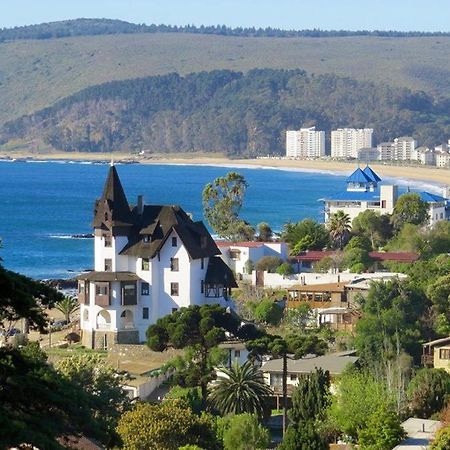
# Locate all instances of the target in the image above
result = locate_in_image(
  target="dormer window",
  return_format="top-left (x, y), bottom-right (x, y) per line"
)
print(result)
top-left (143, 235), bottom-right (150, 243)
top-left (142, 258), bottom-right (150, 271)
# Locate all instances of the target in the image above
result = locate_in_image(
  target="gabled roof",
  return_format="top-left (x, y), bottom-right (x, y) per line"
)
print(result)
top-left (363, 165), bottom-right (381, 182)
top-left (119, 204), bottom-right (220, 260)
top-left (205, 256), bottom-right (238, 287)
top-left (93, 166), bottom-right (221, 261)
top-left (346, 167), bottom-right (373, 184)
top-left (261, 350), bottom-right (358, 376)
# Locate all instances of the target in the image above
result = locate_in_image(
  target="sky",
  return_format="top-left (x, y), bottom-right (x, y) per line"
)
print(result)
top-left (1, 0), bottom-right (449, 32)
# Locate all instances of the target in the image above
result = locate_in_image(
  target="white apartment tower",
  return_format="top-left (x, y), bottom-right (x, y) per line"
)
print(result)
top-left (394, 137), bottom-right (416, 160)
top-left (377, 142), bottom-right (395, 161)
top-left (78, 165), bottom-right (237, 349)
top-left (331, 128), bottom-right (373, 159)
top-left (286, 126), bottom-right (325, 158)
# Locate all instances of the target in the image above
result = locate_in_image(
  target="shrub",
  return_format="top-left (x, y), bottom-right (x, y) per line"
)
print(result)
top-left (254, 299), bottom-right (283, 325)
top-left (222, 413), bottom-right (270, 450)
top-left (255, 256), bottom-right (283, 273)
top-left (276, 262), bottom-right (294, 276)
top-left (350, 263), bottom-right (365, 274)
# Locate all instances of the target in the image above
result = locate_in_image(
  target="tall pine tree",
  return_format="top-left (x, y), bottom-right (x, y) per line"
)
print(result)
top-left (279, 369), bottom-right (330, 450)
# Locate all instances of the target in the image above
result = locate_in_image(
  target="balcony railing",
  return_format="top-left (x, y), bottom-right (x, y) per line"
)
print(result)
top-left (96, 323), bottom-right (112, 330)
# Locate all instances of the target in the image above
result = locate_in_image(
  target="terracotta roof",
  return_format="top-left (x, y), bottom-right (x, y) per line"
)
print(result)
top-left (368, 251), bottom-right (419, 262)
top-left (291, 250), bottom-right (336, 262)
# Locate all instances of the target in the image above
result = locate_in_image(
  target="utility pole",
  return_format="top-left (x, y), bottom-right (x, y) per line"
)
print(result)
top-left (282, 351), bottom-right (288, 435)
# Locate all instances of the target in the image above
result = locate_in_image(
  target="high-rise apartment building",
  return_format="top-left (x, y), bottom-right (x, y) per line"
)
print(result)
top-left (377, 142), bottom-right (395, 161)
top-left (331, 128), bottom-right (373, 158)
top-left (285, 126), bottom-right (325, 158)
top-left (394, 137), bottom-right (416, 160)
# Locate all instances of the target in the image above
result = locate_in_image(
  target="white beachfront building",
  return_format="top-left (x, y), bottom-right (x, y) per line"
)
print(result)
top-left (331, 128), bottom-right (373, 159)
top-left (78, 165), bottom-right (236, 349)
top-left (217, 241), bottom-right (288, 278)
top-left (286, 126), bottom-right (325, 159)
top-left (323, 166), bottom-right (398, 223)
top-left (323, 165), bottom-right (449, 226)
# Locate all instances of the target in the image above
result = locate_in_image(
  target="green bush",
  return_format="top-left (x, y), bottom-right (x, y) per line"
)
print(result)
top-left (255, 256), bottom-right (283, 273)
top-left (254, 299), bottom-right (283, 325)
top-left (276, 262), bottom-right (294, 276)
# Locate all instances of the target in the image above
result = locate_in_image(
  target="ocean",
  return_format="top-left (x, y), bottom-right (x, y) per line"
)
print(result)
top-left (0, 160), bottom-right (435, 279)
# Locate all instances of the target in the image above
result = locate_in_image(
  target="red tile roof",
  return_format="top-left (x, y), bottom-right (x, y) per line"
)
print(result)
top-left (368, 251), bottom-right (419, 263)
top-left (291, 250), bottom-right (336, 262)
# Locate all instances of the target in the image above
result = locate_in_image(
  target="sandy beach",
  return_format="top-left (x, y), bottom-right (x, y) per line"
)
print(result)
top-left (2, 150), bottom-right (449, 187)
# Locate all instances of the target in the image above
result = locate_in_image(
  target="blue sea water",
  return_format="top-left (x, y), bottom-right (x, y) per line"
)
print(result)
top-left (0, 160), bottom-right (429, 279)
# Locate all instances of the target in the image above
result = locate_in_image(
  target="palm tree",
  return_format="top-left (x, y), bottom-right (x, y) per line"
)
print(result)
top-left (54, 296), bottom-right (79, 324)
top-left (208, 360), bottom-right (272, 418)
top-left (328, 210), bottom-right (351, 249)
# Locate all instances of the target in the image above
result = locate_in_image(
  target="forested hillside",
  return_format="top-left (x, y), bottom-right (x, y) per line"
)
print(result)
top-left (1, 27), bottom-right (450, 126)
top-left (2, 18), bottom-right (449, 42)
top-left (3, 69), bottom-right (449, 156)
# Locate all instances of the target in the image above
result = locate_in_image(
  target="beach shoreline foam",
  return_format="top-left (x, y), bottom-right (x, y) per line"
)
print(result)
top-left (1, 151), bottom-right (449, 190)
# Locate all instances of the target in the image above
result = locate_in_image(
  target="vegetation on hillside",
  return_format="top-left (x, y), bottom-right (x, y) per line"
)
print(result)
top-left (3, 18), bottom-right (450, 43)
top-left (3, 68), bottom-right (450, 155)
top-left (2, 24), bottom-right (450, 125)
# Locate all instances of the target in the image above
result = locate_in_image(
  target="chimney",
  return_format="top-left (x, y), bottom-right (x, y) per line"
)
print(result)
top-left (137, 195), bottom-right (144, 215)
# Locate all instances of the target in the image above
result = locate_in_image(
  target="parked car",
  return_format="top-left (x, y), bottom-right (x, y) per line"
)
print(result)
top-left (0, 327), bottom-right (21, 337)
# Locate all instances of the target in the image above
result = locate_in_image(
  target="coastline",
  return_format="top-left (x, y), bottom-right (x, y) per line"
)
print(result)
top-left (1, 150), bottom-right (450, 188)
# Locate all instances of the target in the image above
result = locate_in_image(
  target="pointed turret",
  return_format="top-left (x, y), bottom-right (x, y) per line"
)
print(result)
top-left (346, 167), bottom-right (373, 192)
top-left (363, 165), bottom-right (382, 183)
top-left (93, 165), bottom-right (133, 230)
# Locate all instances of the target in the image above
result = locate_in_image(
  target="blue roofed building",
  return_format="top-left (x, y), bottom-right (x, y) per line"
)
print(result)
top-left (323, 165), bottom-right (450, 226)
top-left (323, 166), bottom-right (398, 224)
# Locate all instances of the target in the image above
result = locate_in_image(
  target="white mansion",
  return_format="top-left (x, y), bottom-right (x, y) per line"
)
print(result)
top-left (78, 165), bottom-right (236, 349)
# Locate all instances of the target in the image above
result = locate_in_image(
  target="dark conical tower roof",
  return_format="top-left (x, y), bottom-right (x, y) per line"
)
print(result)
top-left (93, 165), bottom-right (133, 228)
top-left (102, 165), bottom-right (129, 208)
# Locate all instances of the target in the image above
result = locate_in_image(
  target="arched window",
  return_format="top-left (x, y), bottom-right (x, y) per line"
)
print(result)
top-left (120, 309), bottom-right (135, 329)
top-left (96, 310), bottom-right (111, 330)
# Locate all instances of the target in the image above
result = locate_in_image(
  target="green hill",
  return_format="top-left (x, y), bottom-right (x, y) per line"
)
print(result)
top-left (3, 69), bottom-right (449, 156)
top-left (1, 27), bottom-right (450, 126)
